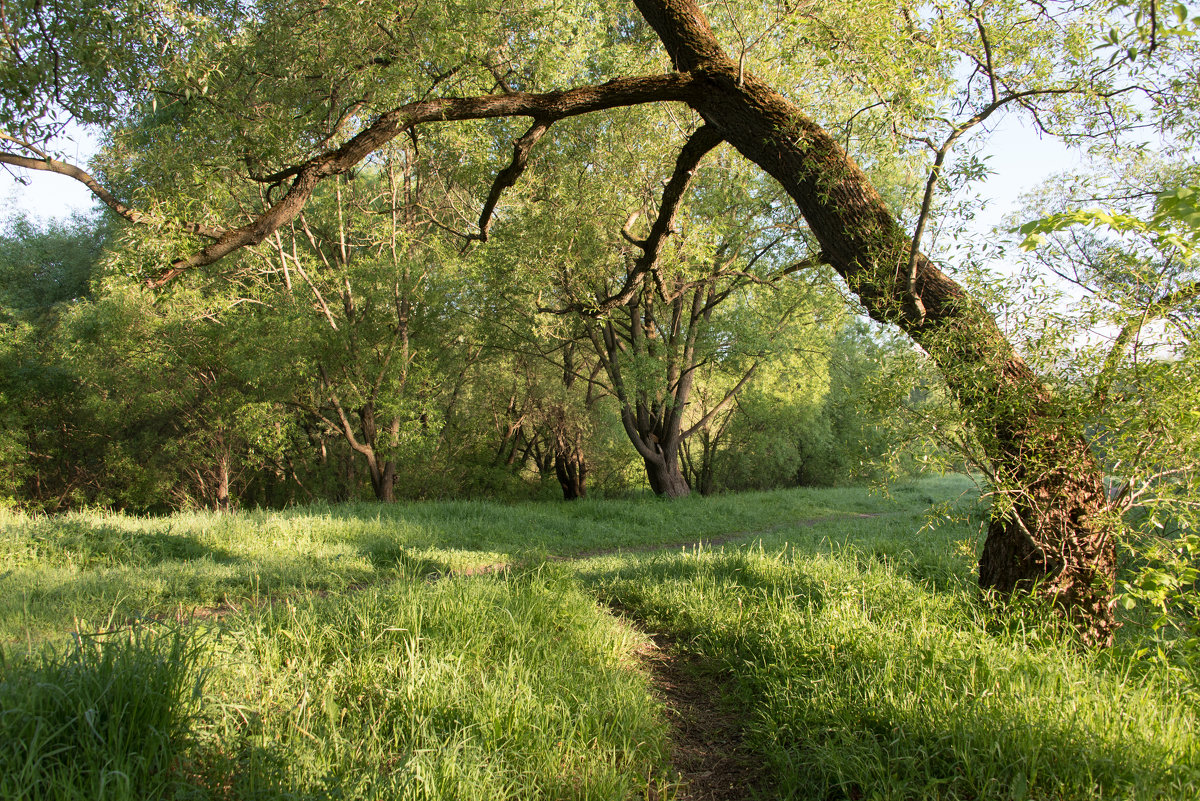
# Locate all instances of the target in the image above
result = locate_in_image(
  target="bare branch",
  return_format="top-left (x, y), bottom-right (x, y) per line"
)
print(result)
top-left (680, 361), bottom-right (759, 440)
top-left (973, 13), bottom-right (1000, 105)
top-left (469, 119), bottom-right (551, 244)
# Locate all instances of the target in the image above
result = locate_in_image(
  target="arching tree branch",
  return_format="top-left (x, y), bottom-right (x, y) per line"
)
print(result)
top-left (5, 73), bottom-right (702, 287)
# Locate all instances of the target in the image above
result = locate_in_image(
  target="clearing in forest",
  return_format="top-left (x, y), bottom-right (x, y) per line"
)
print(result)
top-left (1, 476), bottom-right (1197, 800)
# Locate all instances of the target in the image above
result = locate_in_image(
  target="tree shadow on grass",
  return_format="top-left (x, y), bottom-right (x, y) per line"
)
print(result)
top-left (1, 535), bottom-right (460, 644)
top-left (10, 517), bottom-right (239, 568)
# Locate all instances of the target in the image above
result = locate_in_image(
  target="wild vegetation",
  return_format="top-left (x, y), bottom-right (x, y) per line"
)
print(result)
top-left (1, 0), bottom-right (1199, 796)
top-left (2, 478), bottom-right (1198, 799)
top-left (2, 1), bottom-right (1196, 637)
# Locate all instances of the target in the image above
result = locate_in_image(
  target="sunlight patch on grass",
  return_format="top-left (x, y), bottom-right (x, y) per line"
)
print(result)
top-left (186, 567), bottom-right (668, 799)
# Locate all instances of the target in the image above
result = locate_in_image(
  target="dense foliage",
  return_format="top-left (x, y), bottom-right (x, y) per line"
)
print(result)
top-left (0, 208), bottom-right (936, 509)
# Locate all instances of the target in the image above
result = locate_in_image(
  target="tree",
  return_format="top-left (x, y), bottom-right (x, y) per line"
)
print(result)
top-left (1013, 157), bottom-right (1200, 660)
top-left (461, 340), bottom-right (608, 500)
top-left (258, 148), bottom-right (465, 503)
top-left (5, 0), bottom-right (1192, 640)
top-left (514, 124), bottom-right (828, 497)
top-left (0, 213), bottom-right (106, 505)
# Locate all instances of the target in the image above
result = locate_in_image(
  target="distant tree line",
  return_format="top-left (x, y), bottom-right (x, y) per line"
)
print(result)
top-left (0, 209), bottom-right (948, 513)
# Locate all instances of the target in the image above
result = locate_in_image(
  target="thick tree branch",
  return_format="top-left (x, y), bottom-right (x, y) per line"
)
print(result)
top-left (145, 73), bottom-right (700, 286)
top-left (3, 73), bottom-right (698, 288)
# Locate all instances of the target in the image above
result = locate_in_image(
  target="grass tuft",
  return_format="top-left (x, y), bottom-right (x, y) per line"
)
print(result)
top-left (183, 567), bottom-right (668, 799)
top-left (0, 624), bottom-right (204, 801)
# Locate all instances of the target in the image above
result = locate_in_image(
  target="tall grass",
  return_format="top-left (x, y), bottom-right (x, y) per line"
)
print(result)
top-left (583, 511), bottom-right (1200, 800)
top-left (0, 483), bottom-right (922, 644)
top-left (183, 566), bottom-right (668, 799)
top-left (0, 626), bottom-right (203, 800)
top-left (3, 477), bottom-right (1196, 799)
top-left (1, 570), bottom-right (669, 800)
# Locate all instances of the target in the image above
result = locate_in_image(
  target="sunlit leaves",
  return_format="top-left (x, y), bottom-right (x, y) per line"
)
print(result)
top-left (0, 1), bottom-right (238, 145)
top-left (1013, 157), bottom-right (1200, 666)
top-left (1019, 184), bottom-right (1200, 256)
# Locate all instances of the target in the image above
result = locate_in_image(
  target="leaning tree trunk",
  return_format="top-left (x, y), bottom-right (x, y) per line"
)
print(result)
top-left (975, 394), bottom-right (1115, 635)
top-left (633, 0), bottom-right (1115, 643)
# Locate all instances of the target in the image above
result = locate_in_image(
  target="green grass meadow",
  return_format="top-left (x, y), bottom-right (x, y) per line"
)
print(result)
top-left (1, 477), bottom-right (1197, 799)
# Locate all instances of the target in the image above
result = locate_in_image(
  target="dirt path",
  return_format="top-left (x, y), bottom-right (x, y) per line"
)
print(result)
top-left (592, 514), bottom-right (901, 799)
top-left (636, 629), bottom-right (767, 801)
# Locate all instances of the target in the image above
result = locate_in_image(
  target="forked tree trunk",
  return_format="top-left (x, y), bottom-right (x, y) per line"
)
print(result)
top-left (633, 0), bottom-right (1115, 642)
top-left (554, 449), bottom-right (587, 500)
top-left (325, 396), bottom-right (402, 503)
top-left (369, 458), bottom-right (396, 503)
top-left (644, 451), bottom-right (691, 498)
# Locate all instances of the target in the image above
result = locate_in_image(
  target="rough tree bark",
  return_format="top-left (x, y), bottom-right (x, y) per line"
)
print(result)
top-left (643, 450), bottom-right (692, 498)
top-left (632, 0), bottom-right (1115, 642)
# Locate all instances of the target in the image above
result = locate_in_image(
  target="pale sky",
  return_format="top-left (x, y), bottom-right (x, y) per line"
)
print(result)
top-left (0, 128), bottom-right (98, 222)
top-left (967, 115), bottom-right (1085, 232)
